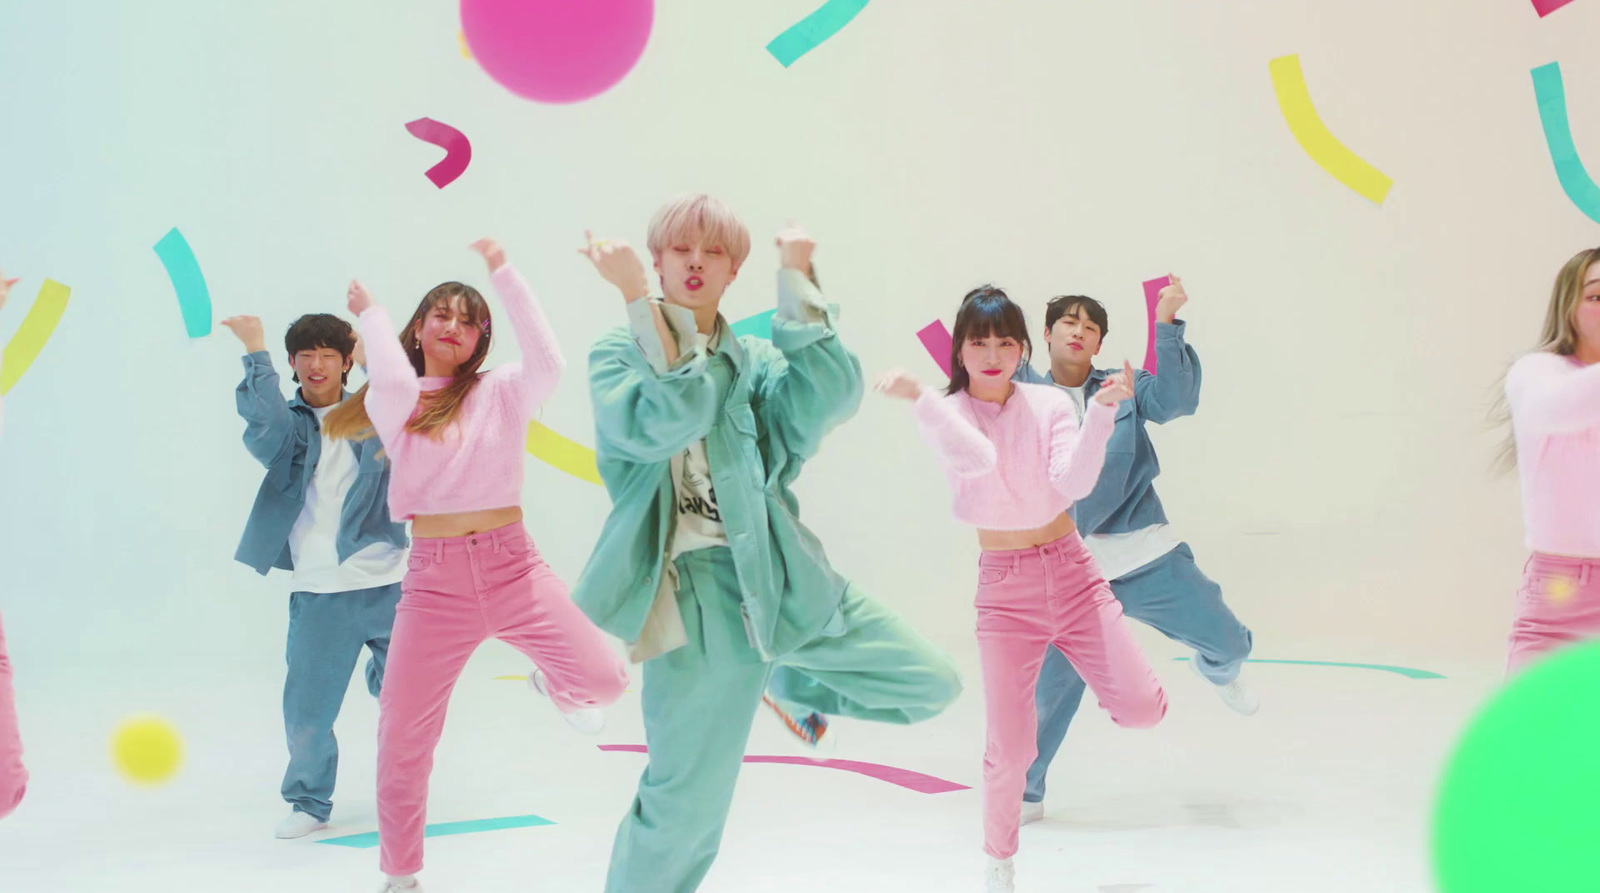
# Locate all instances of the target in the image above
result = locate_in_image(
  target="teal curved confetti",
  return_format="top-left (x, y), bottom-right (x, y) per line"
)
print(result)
top-left (729, 308), bottom-right (775, 340)
top-left (153, 227), bottom-right (213, 338)
top-left (1531, 62), bottom-right (1600, 225)
top-left (767, 0), bottom-right (870, 68)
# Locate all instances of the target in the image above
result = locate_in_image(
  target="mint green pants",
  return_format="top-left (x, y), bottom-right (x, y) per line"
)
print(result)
top-left (604, 547), bottom-right (962, 893)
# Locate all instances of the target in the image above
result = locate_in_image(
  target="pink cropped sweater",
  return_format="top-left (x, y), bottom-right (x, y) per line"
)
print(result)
top-left (1506, 351), bottom-right (1600, 557)
top-left (912, 381), bottom-right (1117, 531)
top-left (356, 264), bottom-right (564, 521)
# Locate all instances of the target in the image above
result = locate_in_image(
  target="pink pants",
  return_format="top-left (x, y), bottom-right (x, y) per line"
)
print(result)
top-left (0, 612), bottom-right (26, 819)
top-left (976, 532), bottom-right (1166, 859)
top-left (1507, 553), bottom-right (1600, 677)
top-left (376, 523), bottom-right (629, 876)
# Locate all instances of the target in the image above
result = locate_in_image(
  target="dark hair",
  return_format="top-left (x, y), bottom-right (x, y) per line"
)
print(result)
top-left (322, 282), bottom-right (495, 443)
top-left (946, 285), bottom-right (1033, 395)
top-left (1044, 294), bottom-right (1109, 338)
top-left (285, 313), bottom-right (356, 385)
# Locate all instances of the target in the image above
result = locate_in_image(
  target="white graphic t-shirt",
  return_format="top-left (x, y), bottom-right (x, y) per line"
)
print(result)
top-left (671, 331), bottom-right (730, 556)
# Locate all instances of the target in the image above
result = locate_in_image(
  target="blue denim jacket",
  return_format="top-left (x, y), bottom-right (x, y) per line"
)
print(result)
top-left (572, 270), bottom-right (862, 661)
top-left (1015, 320), bottom-right (1201, 535)
top-left (233, 352), bottom-right (408, 575)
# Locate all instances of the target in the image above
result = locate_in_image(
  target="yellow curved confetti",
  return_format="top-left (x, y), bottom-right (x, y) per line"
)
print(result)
top-left (1269, 54), bottom-right (1393, 205)
top-left (1, 279), bottom-right (70, 394)
top-left (525, 420), bottom-right (602, 485)
top-left (458, 30), bottom-right (471, 59)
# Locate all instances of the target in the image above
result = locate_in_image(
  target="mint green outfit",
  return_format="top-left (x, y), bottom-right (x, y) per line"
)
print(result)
top-left (574, 269), bottom-right (962, 893)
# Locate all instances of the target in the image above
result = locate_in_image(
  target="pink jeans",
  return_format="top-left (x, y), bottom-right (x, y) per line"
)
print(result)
top-left (1507, 553), bottom-right (1600, 677)
top-left (376, 523), bottom-right (629, 876)
top-left (0, 612), bottom-right (26, 819)
top-left (976, 532), bottom-right (1166, 859)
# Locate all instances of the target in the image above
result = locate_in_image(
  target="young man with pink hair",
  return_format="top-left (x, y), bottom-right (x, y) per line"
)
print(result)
top-left (574, 194), bottom-right (962, 893)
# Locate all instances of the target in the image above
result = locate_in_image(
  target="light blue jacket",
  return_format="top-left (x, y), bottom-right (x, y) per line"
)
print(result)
top-left (572, 270), bottom-right (862, 661)
top-left (1015, 320), bottom-right (1201, 535)
top-left (233, 352), bottom-right (408, 575)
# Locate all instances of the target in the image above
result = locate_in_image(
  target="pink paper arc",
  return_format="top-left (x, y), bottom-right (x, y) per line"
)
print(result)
top-left (1531, 0), bottom-right (1577, 17)
top-left (597, 744), bottom-right (970, 794)
top-left (1140, 276), bottom-right (1170, 376)
top-left (404, 117), bottom-right (473, 189)
top-left (916, 320), bottom-right (954, 378)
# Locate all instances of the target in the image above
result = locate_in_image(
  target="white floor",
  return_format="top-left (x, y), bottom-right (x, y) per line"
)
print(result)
top-left (0, 645), bottom-right (1497, 893)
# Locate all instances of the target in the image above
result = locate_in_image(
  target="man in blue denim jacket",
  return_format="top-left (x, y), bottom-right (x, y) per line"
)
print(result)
top-left (574, 196), bottom-right (961, 893)
top-left (1013, 279), bottom-right (1256, 823)
top-left (223, 312), bottom-right (408, 840)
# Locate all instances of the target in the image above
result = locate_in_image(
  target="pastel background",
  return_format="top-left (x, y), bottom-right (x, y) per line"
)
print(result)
top-left (1, 2), bottom-right (1596, 891)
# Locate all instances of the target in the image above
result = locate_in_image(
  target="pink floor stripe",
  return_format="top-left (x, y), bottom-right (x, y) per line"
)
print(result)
top-left (597, 744), bottom-right (970, 794)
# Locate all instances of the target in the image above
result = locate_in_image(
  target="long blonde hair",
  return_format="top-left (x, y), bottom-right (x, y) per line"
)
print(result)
top-left (322, 282), bottom-right (493, 442)
top-left (1490, 246), bottom-right (1600, 472)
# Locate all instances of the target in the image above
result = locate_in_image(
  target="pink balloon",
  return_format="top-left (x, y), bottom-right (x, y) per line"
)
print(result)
top-left (460, 0), bottom-right (654, 104)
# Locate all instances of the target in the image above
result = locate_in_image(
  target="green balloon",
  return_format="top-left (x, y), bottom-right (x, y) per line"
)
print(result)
top-left (1433, 642), bottom-right (1600, 892)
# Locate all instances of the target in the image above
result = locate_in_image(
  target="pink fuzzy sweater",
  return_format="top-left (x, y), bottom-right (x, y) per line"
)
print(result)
top-left (912, 382), bottom-right (1116, 531)
top-left (356, 264), bottom-right (564, 521)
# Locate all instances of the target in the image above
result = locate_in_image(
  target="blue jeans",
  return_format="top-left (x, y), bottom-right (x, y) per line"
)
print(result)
top-left (281, 583), bottom-right (401, 821)
top-left (1023, 543), bottom-right (1252, 803)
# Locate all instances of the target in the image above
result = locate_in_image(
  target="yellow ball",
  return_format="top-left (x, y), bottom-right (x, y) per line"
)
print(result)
top-left (1547, 577), bottom-right (1577, 605)
top-left (110, 715), bottom-right (183, 784)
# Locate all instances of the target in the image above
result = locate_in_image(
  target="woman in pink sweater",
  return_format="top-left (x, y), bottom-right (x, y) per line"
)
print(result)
top-left (0, 269), bottom-right (27, 820)
top-left (879, 286), bottom-right (1167, 893)
top-left (1499, 246), bottom-right (1600, 676)
top-left (327, 240), bottom-right (629, 893)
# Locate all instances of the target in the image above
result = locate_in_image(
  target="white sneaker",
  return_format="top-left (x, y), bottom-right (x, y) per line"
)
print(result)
top-left (985, 857), bottom-right (1016, 893)
top-left (1191, 655), bottom-right (1259, 716)
top-left (529, 668), bottom-right (606, 735)
top-left (1020, 800), bottom-right (1044, 826)
top-left (274, 809), bottom-right (328, 839)
top-left (378, 875), bottom-right (422, 893)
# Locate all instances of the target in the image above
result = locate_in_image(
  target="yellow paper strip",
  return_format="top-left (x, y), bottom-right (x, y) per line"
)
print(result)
top-left (525, 420), bottom-right (603, 486)
top-left (1269, 55), bottom-right (1393, 205)
top-left (1, 279), bottom-right (70, 394)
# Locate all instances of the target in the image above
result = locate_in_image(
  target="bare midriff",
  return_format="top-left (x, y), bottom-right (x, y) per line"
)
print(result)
top-left (410, 506), bottom-right (524, 539)
top-left (977, 510), bottom-right (1077, 552)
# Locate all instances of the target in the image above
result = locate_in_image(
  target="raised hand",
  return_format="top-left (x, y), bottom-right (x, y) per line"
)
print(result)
top-left (347, 280), bottom-right (374, 317)
top-left (220, 315), bottom-right (267, 353)
top-left (875, 369), bottom-right (926, 402)
top-left (1093, 360), bottom-right (1137, 406)
top-left (470, 238), bottom-right (507, 273)
top-left (775, 222), bottom-right (815, 275)
top-left (578, 230), bottom-right (650, 302)
top-left (1155, 274), bottom-right (1188, 324)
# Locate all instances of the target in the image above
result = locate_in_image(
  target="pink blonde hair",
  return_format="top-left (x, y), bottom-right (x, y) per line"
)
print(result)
top-left (646, 194), bottom-right (752, 270)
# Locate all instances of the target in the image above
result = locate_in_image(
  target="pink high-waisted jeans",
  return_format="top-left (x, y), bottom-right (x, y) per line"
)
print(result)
top-left (376, 522), bottom-right (628, 875)
top-left (975, 531), bottom-right (1166, 859)
top-left (0, 611), bottom-right (26, 819)
top-left (1507, 552), bottom-right (1600, 677)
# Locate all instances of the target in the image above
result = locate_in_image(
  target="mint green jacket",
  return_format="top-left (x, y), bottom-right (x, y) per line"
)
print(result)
top-left (572, 269), bottom-right (862, 661)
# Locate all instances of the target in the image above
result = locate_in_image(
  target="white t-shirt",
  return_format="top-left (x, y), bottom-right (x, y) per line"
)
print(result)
top-left (1060, 381), bottom-right (1087, 418)
top-left (1084, 522), bottom-right (1181, 582)
top-left (670, 333), bottom-right (731, 556)
top-left (1063, 383), bottom-right (1180, 580)
top-left (287, 404), bottom-right (409, 594)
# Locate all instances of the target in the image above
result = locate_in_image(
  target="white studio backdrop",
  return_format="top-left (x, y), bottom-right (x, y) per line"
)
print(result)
top-left (1, 0), bottom-right (1595, 690)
